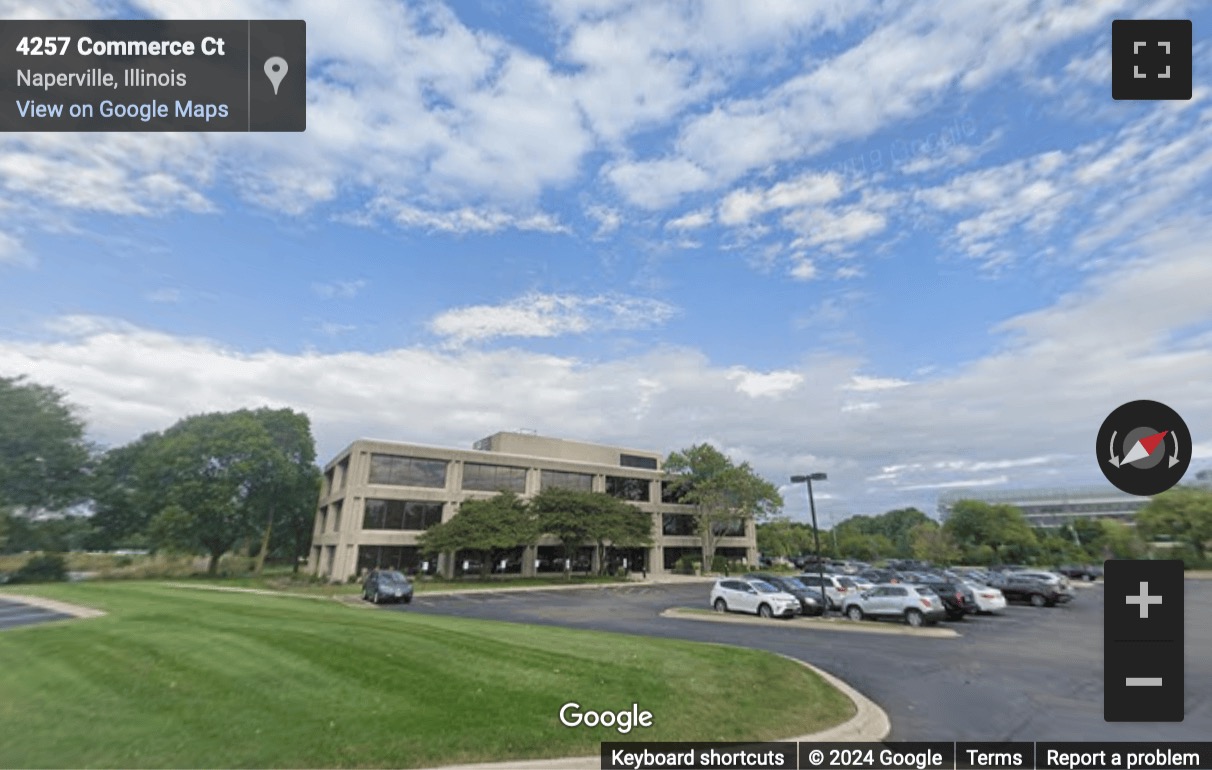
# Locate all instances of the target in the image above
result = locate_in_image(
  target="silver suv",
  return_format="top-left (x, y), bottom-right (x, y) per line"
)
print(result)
top-left (841, 583), bottom-right (946, 627)
top-left (797, 573), bottom-right (854, 610)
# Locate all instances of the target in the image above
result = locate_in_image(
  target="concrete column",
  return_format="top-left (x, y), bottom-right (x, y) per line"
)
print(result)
top-left (591, 547), bottom-right (601, 575)
top-left (647, 544), bottom-right (662, 575)
top-left (438, 551), bottom-right (455, 579)
top-left (522, 545), bottom-right (537, 577)
top-left (525, 467), bottom-right (540, 496)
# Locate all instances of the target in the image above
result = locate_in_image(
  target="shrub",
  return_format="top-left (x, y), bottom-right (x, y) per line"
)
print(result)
top-left (675, 555), bottom-right (698, 575)
top-left (11, 552), bottom-right (68, 584)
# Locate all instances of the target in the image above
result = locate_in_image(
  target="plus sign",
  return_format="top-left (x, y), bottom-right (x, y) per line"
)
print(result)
top-left (1126, 581), bottom-right (1163, 618)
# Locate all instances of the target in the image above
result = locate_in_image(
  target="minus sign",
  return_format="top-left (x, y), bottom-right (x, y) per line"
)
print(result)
top-left (1126, 677), bottom-right (1163, 686)
top-left (1112, 639), bottom-right (1176, 643)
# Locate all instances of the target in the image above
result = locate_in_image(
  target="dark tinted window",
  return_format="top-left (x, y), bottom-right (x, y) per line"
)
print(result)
top-left (539, 469), bottom-right (593, 492)
top-left (662, 513), bottom-right (696, 536)
top-left (620, 453), bottom-right (658, 470)
top-left (463, 463), bottom-right (527, 492)
top-left (362, 499), bottom-right (444, 530)
top-left (368, 454), bottom-right (447, 488)
top-left (606, 476), bottom-right (649, 501)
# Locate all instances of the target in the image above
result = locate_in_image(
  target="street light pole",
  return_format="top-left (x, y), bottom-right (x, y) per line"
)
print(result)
top-left (791, 473), bottom-right (828, 612)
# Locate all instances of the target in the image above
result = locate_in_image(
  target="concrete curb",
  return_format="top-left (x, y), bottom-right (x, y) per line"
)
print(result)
top-left (418, 657), bottom-right (889, 770)
top-left (0, 593), bottom-right (106, 620)
top-left (661, 607), bottom-right (960, 638)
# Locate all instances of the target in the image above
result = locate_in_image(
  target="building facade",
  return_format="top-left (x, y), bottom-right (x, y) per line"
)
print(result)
top-left (308, 431), bottom-right (758, 582)
top-left (937, 485), bottom-right (1150, 528)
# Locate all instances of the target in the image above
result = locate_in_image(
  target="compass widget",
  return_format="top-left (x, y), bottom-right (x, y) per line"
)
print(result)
top-left (1097, 400), bottom-right (1191, 496)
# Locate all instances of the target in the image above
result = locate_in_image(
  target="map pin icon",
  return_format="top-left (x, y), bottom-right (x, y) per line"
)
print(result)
top-left (264, 57), bottom-right (288, 95)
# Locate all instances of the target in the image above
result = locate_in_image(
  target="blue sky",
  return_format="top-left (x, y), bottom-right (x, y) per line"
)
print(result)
top-left (2, 0), bottom-right (1211, 524)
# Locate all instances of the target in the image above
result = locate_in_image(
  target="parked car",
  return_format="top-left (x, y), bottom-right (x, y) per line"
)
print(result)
top-left (1010, 570), bottom-right (1072, 591)
top-left (914, 579), bottom-right (974, 619)
top-left (963, 581), bottom-right (1007, 614)
top-left (797, 573), bottom-right (854, 610)
top-left (1056, 564), bottom-right (1103, 580)
top-left (362, 570), bottom-right (414, 604)
top-left (710, 578), bottom-right (800, 619)
top-left (742, 573), bottom-right (825, 616)
top-left (841, 584), bottom-right (946, 627)
top-left (1000, 575), bottom-right (1073, 607)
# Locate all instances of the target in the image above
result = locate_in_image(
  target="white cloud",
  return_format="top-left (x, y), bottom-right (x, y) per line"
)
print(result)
top-left (607, 0), bottom-right (1133, 207)
top-left (317, 322), bottom-right (356, 337)
top-left (898, 475), bottom-right (1010, 491)
top-left (428, 292), bottom-right (678, 346)
top-left (719, 172), bottom-right (843, 226)
top-left (312, 280), bottom-right (367, 300)
top-left (585, 205), bottom-right (622, 238)
top-left (788, 259), bottom-right (817, 282)
top-left (665, 209), bottom-right (713, 231)
top-left (844, 375), bottom-right (910, 392)
top-left (0, 230), bottom-right (31, 267)
top-left (369, 201), bottom-right (569, 235)
top-left (726, 368), bottom-right (803, 398)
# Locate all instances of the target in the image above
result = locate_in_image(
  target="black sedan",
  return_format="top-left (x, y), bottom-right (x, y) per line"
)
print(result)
top-left (362, 570), bottom-right (414, 604)
top-left (742, 573), bottom-right (825, 616)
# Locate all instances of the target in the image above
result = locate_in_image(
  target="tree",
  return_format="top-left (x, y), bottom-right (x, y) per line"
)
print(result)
top-left (664, 444), bottom-right (782, 571)
top-left (527, 488), bottom-right (652, 576)
top-left (142, 411), bottom-right (282, 574)
top-left (418, 492), bottom-right (538, 579)
top-left (243, 408), bottom-right (322, 574)
top-left (0, 376), bottom-right (92, 511)
top-left (834, 508), bottom-right (932, 558)
top-left (909, 522), bottom-right (960, 564)
top-left (757, 519), bottom-right (819, 558)
top-left (942, 500), bottom-right (1037, 562)
top-left (88, 433), bottom-right (161, 550)
top-left (835, 531), bottom-right (894, 561)
top-left (1135, 486), bottom-right (1212, 559)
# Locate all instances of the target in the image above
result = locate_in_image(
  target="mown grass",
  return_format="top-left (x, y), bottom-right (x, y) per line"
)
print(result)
top-left (0, 582), bottom-right (853, 768)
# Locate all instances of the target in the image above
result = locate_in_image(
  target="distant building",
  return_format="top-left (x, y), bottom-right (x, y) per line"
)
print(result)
top-left (308, 431), bottom-right (757, 582)
top-left (937, 485), bottom-right (1149, 528)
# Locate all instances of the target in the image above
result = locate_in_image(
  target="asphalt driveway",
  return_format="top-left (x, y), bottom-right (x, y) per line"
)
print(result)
top-left (0, 597), bottom-right (73, 630)
top-left (397, 581), bottom-right (1210, 741)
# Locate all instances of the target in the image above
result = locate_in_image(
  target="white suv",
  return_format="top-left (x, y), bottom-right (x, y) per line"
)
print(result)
top-left (710, 578), bottom-right (799, 619)
top-left (797, 573), bottom-right (853, 610)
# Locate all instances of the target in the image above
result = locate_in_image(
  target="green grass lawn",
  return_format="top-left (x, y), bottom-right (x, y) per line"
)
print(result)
top-left (165, 572), bottom-right (632, 598)
top-left (0, 582), bottom-right (853, 769)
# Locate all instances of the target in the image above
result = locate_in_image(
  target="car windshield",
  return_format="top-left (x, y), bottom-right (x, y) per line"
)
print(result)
top-left (751, 581), bottom-right (779, 593)
top-left (781, 577), bottom-right (806, 590)
top-left (837, 577), bottom-right (857, 587)
top-left (378, 571), bottom-right (408, 583)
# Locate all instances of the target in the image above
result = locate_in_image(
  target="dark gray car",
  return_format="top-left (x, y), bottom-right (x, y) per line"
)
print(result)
top-left (362, 570), bottom-right (414, 604)
top-left (743, 573), bottom-right (825, 616)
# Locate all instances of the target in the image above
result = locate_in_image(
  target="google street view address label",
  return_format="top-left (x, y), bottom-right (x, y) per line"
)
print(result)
top-left (0, 20), bottom-right (305, 131)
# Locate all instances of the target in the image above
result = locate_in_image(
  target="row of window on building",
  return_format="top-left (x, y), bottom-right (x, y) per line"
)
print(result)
top-left (317, 499), bottom-right (742, 537)
top-left (323, 452), bottom-right (689, 503)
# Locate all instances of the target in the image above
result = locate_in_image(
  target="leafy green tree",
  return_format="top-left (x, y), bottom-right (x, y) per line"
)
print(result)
top-left (834, 508), bottom-right (932, 558)
top-left (664, 443), bottom-right (781, 571)
top-left (835, 531), bottom-right (894, 561)
top-left (943, 500), bottom-right (1037, 563)
top-left (88, 433), bottom-right (161, 550)
top-left (418, 492), bottom-right (538, 579)
top-left (0, 376), bottom-right (92, 511)
top-left (244, 408), bottom-right (322, 574)
top-left (527, 489), bottom-right (652, 575)
top-left (910, 522), bottom-right (960, 564)
top-left (143, 411), bottom-right (282, 574)
top-left (1135, 486), bottom-right (1212, 559)
top-left (757, 519), bottom-right (819, 558)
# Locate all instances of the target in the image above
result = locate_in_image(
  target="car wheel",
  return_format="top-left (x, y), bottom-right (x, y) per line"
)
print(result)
top-left (846, 605), bottom-right (864, 621)
top-left (713, 598), bottom-right (727, 613)
top-left (905, 609), bottom-right (924, 627)
top-left (1030, 593), bottom-right (1046, 607)
top-left (362, 590), bottom-right (369, 602)
top-left (403, 596), bottom-right (412, 604)
top-left (758, 603), bottom-right (773, 619)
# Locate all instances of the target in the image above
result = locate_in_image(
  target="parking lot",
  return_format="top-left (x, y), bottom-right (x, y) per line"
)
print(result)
top-left (396, 580), bottom-right (1211, 741)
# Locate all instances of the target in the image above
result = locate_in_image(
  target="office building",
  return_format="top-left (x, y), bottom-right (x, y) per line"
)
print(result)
top-left (308, 431), bottom-right (757, 582)
top-left (937, 485), bottom-right (1149, 528)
